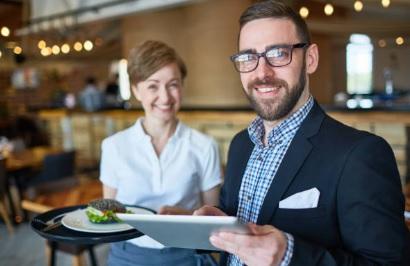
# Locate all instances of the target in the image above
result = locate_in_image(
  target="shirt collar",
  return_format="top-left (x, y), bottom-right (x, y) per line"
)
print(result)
top-left (132, 118), bottom-right (186, 141)
top-left (248, 96), bottom-right (314, 147)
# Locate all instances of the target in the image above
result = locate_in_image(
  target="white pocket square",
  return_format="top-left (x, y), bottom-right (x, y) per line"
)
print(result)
top-left (279, 188), bottom-right (320, 209)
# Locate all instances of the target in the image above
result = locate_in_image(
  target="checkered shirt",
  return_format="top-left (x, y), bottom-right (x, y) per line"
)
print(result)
top-left (228, 96), bottom-right (313, 266)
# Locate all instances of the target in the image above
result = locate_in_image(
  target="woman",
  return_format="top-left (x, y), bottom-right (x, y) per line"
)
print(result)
top-left (100, 40), bottom-right (222, 266)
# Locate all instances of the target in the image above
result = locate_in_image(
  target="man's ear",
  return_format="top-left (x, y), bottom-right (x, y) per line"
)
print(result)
top-left (306, 43), bottom-right (319, 74)
top-left (131, 85), bottom-right (141, 101)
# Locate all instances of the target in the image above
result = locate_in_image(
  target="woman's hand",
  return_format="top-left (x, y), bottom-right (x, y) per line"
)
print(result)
top-left (158, 205), bottom-right (192, 215)
top-left (193, 205), bottom-right (227, 216)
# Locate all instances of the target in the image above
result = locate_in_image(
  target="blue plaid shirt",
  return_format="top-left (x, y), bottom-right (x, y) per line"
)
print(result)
top-left (228, 96), bottom-right (313, 266)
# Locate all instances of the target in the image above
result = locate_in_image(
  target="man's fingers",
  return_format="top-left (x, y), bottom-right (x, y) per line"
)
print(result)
top-left (247, 223), bottom-right (275, 235)
top-left (210, 233), bottom-right (242, 255)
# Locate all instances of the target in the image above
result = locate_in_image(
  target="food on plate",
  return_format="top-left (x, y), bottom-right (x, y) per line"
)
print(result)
top-left (86, 199), bottom-right (132, 223)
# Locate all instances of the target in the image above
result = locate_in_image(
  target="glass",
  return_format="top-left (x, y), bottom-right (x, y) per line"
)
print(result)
top-left (230, 43), bottom-right (308, 73)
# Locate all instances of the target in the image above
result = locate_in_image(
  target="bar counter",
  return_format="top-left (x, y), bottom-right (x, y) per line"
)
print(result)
top-left (36, 107), bottom-right (410, 185)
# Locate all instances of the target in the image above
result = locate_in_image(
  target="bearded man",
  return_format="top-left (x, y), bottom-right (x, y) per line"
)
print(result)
top-left (195, 1), bottom-right (410, 266)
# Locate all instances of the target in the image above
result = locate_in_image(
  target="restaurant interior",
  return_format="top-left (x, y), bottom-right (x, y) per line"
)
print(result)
top-left (0, 0), bottom-right (410, 265)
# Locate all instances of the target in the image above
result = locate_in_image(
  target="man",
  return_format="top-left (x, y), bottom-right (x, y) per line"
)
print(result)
top-left (194, 1), bottom-right (410, 265)
top-left (79, 76), bottom-right (104, 112)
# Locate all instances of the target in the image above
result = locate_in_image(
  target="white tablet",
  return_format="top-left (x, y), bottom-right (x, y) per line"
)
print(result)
top-left (116, 213), bottom-right (249, 251)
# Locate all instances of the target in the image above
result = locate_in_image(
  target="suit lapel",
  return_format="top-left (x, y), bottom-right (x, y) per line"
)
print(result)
top-left (257, 102), bottom-right (325, 225)
top-left (230, 132), bottom-right (254, 215)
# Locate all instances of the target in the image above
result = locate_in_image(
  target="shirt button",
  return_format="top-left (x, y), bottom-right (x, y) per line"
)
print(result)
top-left (246, 195), bottom-right (251, 201)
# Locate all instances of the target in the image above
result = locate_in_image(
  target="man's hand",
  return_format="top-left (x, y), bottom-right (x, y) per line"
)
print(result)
top-left (158, 205), bottom-right (192, 215)
top-left (193, 205), bottom-right (227, 216)
top-left (210, 223), bottom-right (287, 266)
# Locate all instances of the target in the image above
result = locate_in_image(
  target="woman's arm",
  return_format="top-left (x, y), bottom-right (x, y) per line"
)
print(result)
top-left (159, 185), bottom-right (220, 215)
top-left (201, 185), bottom-right (220, 206)
top-left (103, 184), bottom-right (117, 199)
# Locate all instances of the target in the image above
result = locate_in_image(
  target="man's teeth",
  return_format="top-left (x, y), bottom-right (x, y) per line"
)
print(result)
top-left (256, 87), bottom-right (278, 93)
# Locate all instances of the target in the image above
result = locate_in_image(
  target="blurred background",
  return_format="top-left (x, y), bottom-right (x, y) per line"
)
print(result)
top-left (0, 1), bottom-right (410, 265)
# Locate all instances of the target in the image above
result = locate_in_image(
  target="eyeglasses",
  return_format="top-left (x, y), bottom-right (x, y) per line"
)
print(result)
top-left (230, 43), bottom-right (308, 73)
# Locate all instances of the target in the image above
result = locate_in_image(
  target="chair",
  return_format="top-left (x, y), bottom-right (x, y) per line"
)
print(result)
top-left (14, 150), bottom-right (76, 221)
top-left (18, 150), bottom-right (76, 195)
top-left (0, 157), bottom-right (14, 234)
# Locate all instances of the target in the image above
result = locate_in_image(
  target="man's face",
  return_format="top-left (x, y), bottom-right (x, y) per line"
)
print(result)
top-left (238, 18), bottom-right (316, 121)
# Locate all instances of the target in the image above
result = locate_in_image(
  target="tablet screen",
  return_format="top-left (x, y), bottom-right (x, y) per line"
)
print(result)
top-left (117, 214), bottom-right (248, 250)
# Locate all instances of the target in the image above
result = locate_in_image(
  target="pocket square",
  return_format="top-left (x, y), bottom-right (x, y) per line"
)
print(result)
top-left (279, 188), bottom-right (320, 209)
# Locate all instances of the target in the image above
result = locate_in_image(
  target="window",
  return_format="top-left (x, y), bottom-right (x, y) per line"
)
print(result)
top-left (346, 34), bottom-right (373, 94)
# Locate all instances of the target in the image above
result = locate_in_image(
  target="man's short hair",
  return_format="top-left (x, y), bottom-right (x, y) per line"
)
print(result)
top-left (127, 40), bottom-right (187, 85)
top-left (239, 0), bottom-right (311, 44)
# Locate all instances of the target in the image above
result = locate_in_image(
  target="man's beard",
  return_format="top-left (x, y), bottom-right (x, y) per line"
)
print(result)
top-left (244, 62), bottom-right (306, 121)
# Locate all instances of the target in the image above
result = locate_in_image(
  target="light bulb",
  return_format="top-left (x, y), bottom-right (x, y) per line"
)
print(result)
top-left (61, 43), bottom-right (70, 54)
top-left (299, 7), bottom-right (309, 18)
top-left (324, 3), bottom-right (334, 16)
top-left (83, 40), bottom-right (93, 51)
top-left (396, 37), bottom-right (404, 45)
top-left (13, 46), bottom-right (22, 54)
top-left (52, 45), bottom-right (60, 55)
top-left (354, 1), bottom-right (363, 12)
top-left (41, 47), bottom-right (51, 56)
top-left (38, 40), bottom-right (46, 49)
top-left (74, 41), bottom-right (83, 51)
top-left (1, 26), bottom-right (10, 37)
top-left (381, 0), bottom-right (390, 8)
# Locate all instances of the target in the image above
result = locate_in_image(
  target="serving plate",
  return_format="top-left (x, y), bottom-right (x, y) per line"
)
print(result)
top-left (62, 207), bottom-right (154, 233)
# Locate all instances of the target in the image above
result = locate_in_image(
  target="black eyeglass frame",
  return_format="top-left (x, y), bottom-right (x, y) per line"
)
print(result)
top-left (230, 43), bottom-right (309, 73)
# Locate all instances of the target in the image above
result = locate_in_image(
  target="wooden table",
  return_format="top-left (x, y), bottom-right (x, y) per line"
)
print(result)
top-left (21, 178), bottom-right (102, 213)
top-left (5, 146), bottom-right (62, 172)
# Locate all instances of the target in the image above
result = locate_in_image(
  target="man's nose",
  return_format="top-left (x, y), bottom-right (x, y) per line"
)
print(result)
top-left (254, 57), bottom-right (275, 79)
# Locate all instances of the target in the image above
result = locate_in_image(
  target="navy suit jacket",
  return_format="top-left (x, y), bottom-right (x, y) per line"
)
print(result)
top-left (219, 102), bottom-right (410, 265)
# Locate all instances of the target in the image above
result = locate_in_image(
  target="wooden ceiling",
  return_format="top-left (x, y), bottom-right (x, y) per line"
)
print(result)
top-left (1, 0), bottom-right (409, 61)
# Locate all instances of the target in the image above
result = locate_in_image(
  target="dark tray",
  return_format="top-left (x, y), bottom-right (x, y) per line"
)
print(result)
top-left (31, 205), bottom-right (153, 245)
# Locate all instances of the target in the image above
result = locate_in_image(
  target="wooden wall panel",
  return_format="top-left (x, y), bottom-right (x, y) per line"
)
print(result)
top-left (122, 0), bottom-right (251, 108)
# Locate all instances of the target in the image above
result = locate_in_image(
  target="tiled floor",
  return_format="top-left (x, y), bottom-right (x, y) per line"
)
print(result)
top-left (0, 222), bottom-right (109, 266)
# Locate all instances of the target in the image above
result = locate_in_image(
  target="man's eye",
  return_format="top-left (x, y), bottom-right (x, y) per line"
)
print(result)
top-left (236, 54), bottom-right (256, 62)
top-left (267, 48), bottom-right (289, 59)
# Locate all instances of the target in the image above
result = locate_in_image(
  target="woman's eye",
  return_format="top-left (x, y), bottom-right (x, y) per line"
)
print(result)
top-left (147, 85), bottom-right (158, 90)
top-left (168, 82), bottom-right (180, 89)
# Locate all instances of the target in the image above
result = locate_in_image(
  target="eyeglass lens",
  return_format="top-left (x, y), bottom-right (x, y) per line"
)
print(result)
top-left (234, 46), bottom-right (292, 72)
top-left (232, 44), bottom-right (307, 73)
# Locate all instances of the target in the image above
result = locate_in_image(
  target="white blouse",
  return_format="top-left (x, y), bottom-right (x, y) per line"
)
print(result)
top-left (99, 118), bottom-right (222, 248)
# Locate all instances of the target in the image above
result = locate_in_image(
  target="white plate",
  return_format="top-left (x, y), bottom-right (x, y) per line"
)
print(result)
top-left (61, 207), bottom-right (155, 233)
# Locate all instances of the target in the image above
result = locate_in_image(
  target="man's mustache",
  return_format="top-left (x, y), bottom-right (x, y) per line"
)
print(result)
top-left (248, 77), bottom-right (288, 90)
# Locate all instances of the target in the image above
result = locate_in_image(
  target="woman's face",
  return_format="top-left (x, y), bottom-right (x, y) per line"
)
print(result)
top-left (132, 63), bottom-right (182, 123)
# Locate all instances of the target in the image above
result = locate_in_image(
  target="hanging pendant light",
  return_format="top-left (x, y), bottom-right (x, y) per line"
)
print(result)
top-left (381, 0), bottom-right (390, 8)
top-left (354, 1), bottom-right (364, 12)
top-left (324, 3), bottom-right (334, 16)
top-left (299, 6), bottom-right (309, 18)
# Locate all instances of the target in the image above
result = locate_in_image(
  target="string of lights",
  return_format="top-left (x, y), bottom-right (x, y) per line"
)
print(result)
top-left (297, 0), bottom-right (407, 48)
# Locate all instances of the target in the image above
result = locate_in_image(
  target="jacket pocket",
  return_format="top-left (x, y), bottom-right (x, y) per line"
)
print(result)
top-left (275, 206), bottom-right (327, 219)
